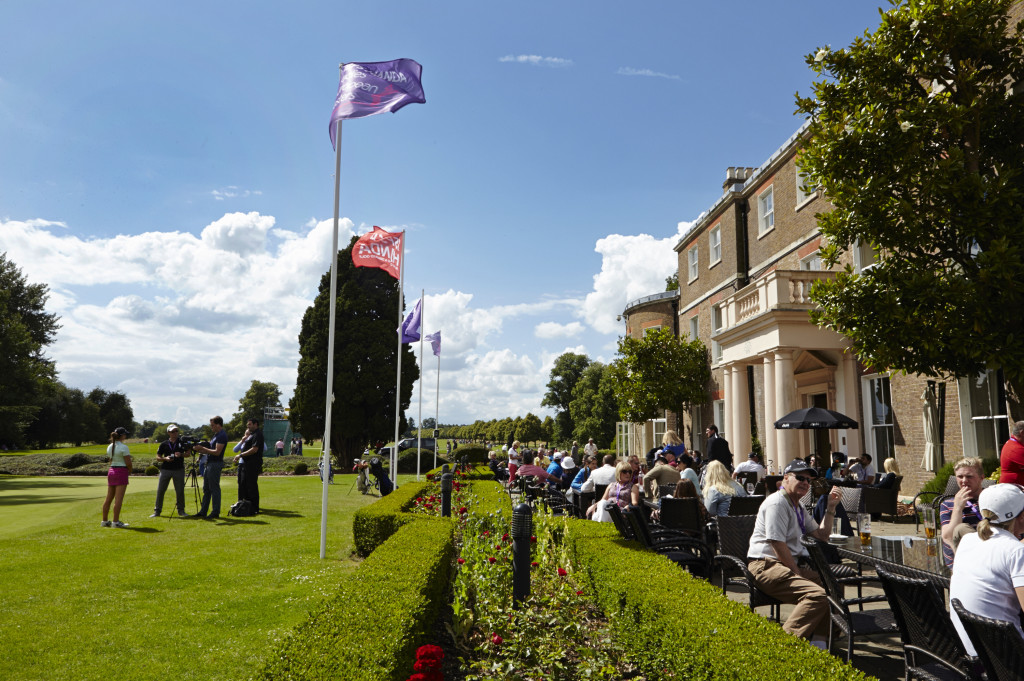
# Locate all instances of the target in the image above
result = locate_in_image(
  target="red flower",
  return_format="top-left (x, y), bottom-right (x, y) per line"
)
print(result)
top-left (458, 506), bottom-right (467, 514)
top-left (576, 590), bottom-right (584, 596)
top-left (501, 533), bottom-right (509, 541)
top-left (494, 543), bottom-right (502, 550)
top-left (530, 536), bottom-right (537, 543)
top-left (488, 556), bottom-right (496, 564)
top-left (557, 568), bottom-right (568, 577)
top-left (531, 561), bottom-right (539, 567)
top-left (457, 558), bottom-right (465, 565)
top-left (482, 531), bottom-right (490, 537)
top-left (491, 633), bottom-right (503, 645)
top-left (416, 644), bottom-right (444, 661)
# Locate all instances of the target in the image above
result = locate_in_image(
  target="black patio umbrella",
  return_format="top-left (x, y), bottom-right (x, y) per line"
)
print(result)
top-left (773, 407), bottom-right (858, 430)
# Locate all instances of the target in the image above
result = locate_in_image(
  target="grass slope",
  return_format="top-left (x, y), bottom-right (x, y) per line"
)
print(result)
top-left (0, 474), bottom-right (410, 680)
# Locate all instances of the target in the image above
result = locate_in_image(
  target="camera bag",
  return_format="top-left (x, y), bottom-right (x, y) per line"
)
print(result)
top-left (229, 500), bottom-right (254, 517)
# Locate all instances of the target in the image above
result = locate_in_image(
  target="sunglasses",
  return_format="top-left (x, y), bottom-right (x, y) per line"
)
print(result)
top-left (791, 475), bottom-right (813, 483)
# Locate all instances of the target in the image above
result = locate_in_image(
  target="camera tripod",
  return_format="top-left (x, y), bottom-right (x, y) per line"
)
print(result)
top-left (184, 453), bottom-right (202, 514)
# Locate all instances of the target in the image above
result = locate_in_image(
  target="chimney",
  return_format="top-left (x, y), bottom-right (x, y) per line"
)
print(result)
top-left (723, 167), bottom-right (756, 194)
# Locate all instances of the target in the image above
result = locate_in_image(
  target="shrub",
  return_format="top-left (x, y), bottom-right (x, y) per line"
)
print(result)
top-left (564, 519), bottom-right (870, 680)
top-left (453, 443), bottom-right (488, 464)
top-left (145, 465), bottom-right (159, 476)
top-left (352, 481), bottom-right (432, 556)
top-left (292, 462), bottom-right (308, 475)
top-left (397, 448), bottom-right (448, 474)
top-left (256, 517), bottom-right (456, 681)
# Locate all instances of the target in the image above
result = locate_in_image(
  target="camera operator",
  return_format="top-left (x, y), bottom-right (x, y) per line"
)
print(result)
top-left (150, 424), bottom-right (187, 518)
top-left (233, 417), bottom-right (264, 513)
top-left (193, 416), bottom-right (228, 519)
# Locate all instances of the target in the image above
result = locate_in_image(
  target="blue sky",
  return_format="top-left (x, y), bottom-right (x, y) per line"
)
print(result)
top-left (0, 1), bottom-right (884, 429)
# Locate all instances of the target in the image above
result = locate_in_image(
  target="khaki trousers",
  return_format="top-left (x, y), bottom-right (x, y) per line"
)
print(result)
top-left (749, 558), bottom-right (830, 640)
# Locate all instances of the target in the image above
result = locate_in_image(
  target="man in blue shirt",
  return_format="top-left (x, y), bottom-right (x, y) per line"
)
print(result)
top-left (194, 415), bottom-right (228, 519)
top-left (546, 452), bottom-right (565, 486)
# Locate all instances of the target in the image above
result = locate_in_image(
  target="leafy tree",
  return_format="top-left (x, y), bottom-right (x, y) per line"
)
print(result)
top-left (289, 239), bottom-right (419, 464)
top-left (228, 380), bottom-right (282, 437)
top-left (541, 352), bottom-right (592, 443)
top-left (421, 417), bottom-right (436, 430)
top-left (570, 362), bottom-right (620, 449)
top-left (515, 412), bottom-right (543, 445)
top-left (796, 0), bottom-right (1024, 416)
top-left (137, 420), bottom-right (160, 439)
top-left (540, 415), bottom-right (555, 443)
top-left (0, 253), bottom-right (60, 446)
top-left (87, 388), bottom-right (135, 438)
top-left (665, 272), bottom-right (679, 291)
top-left (610, 327), bottom-right (710, 423)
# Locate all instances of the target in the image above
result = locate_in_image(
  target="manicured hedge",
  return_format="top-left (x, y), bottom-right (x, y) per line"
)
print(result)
top-left (396, 448), bottom-right (449, 473)
top-left (256, 517), bottom-right (456, 681)
top-left (452, 443), bottom-right (489, 464)
top-left (351, 480), bottom-right (431, 556)
top-left (565, 520), bottom-right (872, 681)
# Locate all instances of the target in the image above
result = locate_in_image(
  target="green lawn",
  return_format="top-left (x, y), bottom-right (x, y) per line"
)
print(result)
top-left (0, 473), bottom-right (412, 680)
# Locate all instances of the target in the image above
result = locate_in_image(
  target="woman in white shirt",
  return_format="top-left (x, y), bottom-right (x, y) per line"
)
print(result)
top-left (949, 483), bottom-right (1024, 656)
top-left (101, 426), bottom-right (133, 528)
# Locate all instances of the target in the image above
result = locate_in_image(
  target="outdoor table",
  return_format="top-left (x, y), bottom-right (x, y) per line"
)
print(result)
top-left (833, 534), bottom-right (950, 589)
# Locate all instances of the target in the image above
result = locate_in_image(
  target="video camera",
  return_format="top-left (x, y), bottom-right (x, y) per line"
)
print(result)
top-left (179, 435), bottom-right (210, 452)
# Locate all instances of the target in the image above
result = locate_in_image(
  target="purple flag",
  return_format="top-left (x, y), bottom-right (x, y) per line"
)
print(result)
top-left (329, 59), bottom-right (426, 148)
top-left (425, 331), bottom-right (441, 357)
top-left (399, 299), bottom-right (422, 343)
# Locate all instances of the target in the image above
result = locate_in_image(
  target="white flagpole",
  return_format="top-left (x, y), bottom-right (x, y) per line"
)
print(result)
top-left (320, 114), bottom-right (343, 560)
top-left (392, 236), bottom-right (405, 486)
top-left (416, 290), bottom-right (424, 481)
top-left (433, 338), bottom-right (440, 470)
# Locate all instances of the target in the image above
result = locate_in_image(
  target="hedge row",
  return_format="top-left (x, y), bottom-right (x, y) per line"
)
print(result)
top-left (564, 520), bottom-right (873, 681)
top-left (255, 517), bottom-right (456, 681)
top-left (351, 480), bottom-right (431, 556)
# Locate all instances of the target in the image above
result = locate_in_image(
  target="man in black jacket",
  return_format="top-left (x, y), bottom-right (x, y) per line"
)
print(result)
top-left (234, 417), bottom-right (264, 513)
top-left (705, 424), bottom-right (733, 473)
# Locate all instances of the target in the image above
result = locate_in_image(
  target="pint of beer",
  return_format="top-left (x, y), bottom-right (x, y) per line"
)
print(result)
top-left (858, 513), bottom-right (871, 546)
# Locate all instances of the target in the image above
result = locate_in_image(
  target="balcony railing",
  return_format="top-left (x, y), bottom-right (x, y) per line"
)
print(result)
top-left (720, 269), bottom-right (836, 331)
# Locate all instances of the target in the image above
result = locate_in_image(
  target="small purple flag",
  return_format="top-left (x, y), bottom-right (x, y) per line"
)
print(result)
top-left (399, 299), bottom-right (422, 343)
top-left (329, 59), bottom-right (426, 149)
top-left (425, 331), bottom-right (441, 357)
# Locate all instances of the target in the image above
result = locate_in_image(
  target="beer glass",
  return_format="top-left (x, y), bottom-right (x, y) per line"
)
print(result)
top-left (922, 507), bottom-right (936, 539)
top-left (858, 513), bottom-right (872, 546)
top-left (746, 483), bottom-right (755, 495)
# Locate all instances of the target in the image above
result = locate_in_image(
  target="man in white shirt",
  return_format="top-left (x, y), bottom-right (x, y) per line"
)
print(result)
top-left (843, 454), bottom-right (875, 483)
top-left (747, 460), bottom-right (842, 647)
top-left (583, 438), bottom-right (599, 460)
top-left (581, 454), bottom-right (617, 492)
top-left (733, 452), bottom-right (766, 482)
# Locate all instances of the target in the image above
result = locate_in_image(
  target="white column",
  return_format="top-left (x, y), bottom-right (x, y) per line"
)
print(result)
top-left (763, 355), bottom-right (777, 470)
top-left (843, 351), bottom-right (863, 458)
top-left (722, 366), bottom-right (733, 451)
top-left (775, 350), bottom-right (795, 466)
top-left (732, 363), bottom-right (750, 468)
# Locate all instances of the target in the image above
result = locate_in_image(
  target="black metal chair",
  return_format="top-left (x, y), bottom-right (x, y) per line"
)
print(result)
top-left (800, 535), bottom-right (897, 661)
top-left (573, 490), bottom-right (594, 519)
top-left (727, 495), bottom-right (766, 516)
top-left (734, 471), bottom-right (758, 489)
top-left (658, 484), bottom-right (677, 498)
top-left (755, 475), bottom-right (783, 496)
top-left (876, 569), bottom-right (976, 681)
top-left (542, 487), bottom-right (571, 516)
top-left (657, 497), bottom-right (704, 538)
top-left (623, 505), bottom-right (711, 579)
top-left (712, 514), bottom-right (780, 621)
top-left (951, 598), bottom-right (1024, 681)
top-left (862, 476), bottom-right (904, 523)
top-left (593, 483), bottom-right (609, 501)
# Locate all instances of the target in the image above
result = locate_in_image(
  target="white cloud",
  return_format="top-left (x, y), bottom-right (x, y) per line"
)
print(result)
top-left (499, 54), bottom-right (574, 68)
top-left (534, 321), bottom-right (584, 339)
top-left (210, 186), bottom-right (263, 201)
top-left (616, 67), bottom-right (681, 80)
top-left (581, 221), bottom-right (693, 335)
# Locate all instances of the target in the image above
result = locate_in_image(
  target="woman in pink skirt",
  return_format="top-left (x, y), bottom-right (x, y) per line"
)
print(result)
top-left (101, 426), bottom-right (133, 528)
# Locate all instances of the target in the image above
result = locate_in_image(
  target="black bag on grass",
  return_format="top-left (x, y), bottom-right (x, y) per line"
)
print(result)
top-left (229, 500), bottom-right (254, 517)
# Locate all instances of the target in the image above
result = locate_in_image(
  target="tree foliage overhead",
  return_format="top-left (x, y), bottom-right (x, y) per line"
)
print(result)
top-left (569, 362), bottom-right (620, 449)
top-left (796, 0), bottom-right (1024, 413)
top-left (610, 328), bottom-right (710, 423)
top-left (289, 238), bottom-right (419, 463)
top-left (228, 380), bottom-right (282, 437)
top-left (541, 352), bottom-right (591, 442)
top-left (0, 253), bottom-right (60, 446)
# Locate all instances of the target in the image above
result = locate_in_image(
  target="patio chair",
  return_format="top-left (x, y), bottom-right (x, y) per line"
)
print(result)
top-left (734, 471), bottom-right (758, 489)
top-left (713, 514), bottom-right (780, 621)
top-left (755, 475), bottom-right (782, 496)
top-left (657, 497), bottom-right (705, 538)
top-left (593, 483), bottom-right (609, 503)
top-left (876, 569), bottom-right (976, 681)
top-left (573, 490), bottom-right (594, 519)
top-left (727, 495), bottom-right (766, 516)
top-left (800, 535), bottom-right (897, 661)
top-left (542, 487), bottom-right (571, 516)
top-left (607, 502), bottom-right (635, 539)
top-left (861, 476), bottom-right (903, 523)
top-left (624, 505), bottom-right (711, 579)
top-left (951, 598), bottom-right (1024, 681)
top-left (658, 484), bottom-right (677, 498)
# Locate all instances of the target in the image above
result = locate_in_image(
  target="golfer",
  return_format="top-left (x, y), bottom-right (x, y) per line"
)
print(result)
top-left (101, 426), bottom-right (133, 528)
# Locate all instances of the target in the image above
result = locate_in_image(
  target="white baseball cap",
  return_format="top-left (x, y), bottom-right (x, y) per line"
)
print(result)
top-left (979, 483), bottom-right (1024, 522)
top-left (554, 451), bottom-right (563, 460)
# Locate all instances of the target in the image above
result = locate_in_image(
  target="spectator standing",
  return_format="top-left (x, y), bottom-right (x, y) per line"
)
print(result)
top-left (583, 438), bottom-right (598, 461)
top-left (194, 416), bottom-right (228, 519)
top-left (661, 430), bottom-right (687, 459)
top-left (507, 440), bottom-right (521, 479)
top-left (275, 439), bottom-right (284, 457)
top-left (233, 417), bottom-right (264, 513)
top-left (101, 426), bottom-right (133, 528)
top-left (151, 424), bottom-right (187, 518)
top-left (705, 424), bottom-right (733, 473)
top-left (999, 420), bottom-right (1024, 485)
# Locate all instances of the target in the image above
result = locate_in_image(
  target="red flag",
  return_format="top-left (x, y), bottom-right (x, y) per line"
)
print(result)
top-left (351, 226), bottom-right (403, 279)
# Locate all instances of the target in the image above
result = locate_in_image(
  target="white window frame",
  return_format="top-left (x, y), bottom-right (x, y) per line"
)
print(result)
top-left (860, 373), bottom-right (895, 461)
top-left (709, 225), bottom-right (722, 266)
top-left (687, 245), bottom-right (699, 282)
top-left (711, 305), bottom-right (724, 364)
top-left (689, 315), bottom-right (698, 341)
top-left (957, 369), bottom-right (1009, 460)
top-left (795, 165), bottom-right (815, 207)
top-left (643, 325), bottom-right (662, 336)
top-left (800, 253), bottom-right (822, 271)
top-left (652, 418), bottom-right (667, 446)
top-left (853, 239), bottom-right (877, 273)
top-left (713, 400), bottom-right (725, 438)
top-left (758, 186), bottom-right (775, 235)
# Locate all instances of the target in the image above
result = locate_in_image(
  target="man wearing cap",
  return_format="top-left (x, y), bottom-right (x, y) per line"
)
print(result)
top-left (151, 424), bottom-right (187, 518)
top-left (546, 451), bottom-right (565, 484)
top-left (747, 459), bottom-right (842, 647)
top-left (949, 483), bottom-right (1024, 656)
top-left (733, 452), bottom-right (766, 482)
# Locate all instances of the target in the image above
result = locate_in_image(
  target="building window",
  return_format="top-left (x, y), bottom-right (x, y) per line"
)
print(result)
top-left (643, 325), bottom-right (661, 336)
top-left (688, 245), bottom-right (698, 282)
top-left (800, 253), bottom-right (822, 271)
top-left (861, 374), bottom-right (895, 461)
top-left (653, 418), bottom-right (667, 446)
top-left (711, 305), bottom-right (724, 363)
top-left (709, 225), bottom-right (722, 266)
top-left (959, 369), bottom-right (1009, 459)
top-left (795, 166), bottom-right (815, 206)
top-left (758, 186), bottom-right (774, 235)
top-left (713, 400), bottom-right (725, 438)
top-left (853, 239), bottom-right (877, 273)
top-left (689, 315), bottom-right (698, 340)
